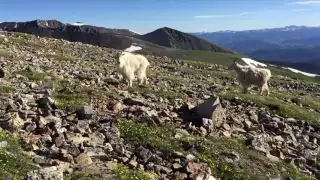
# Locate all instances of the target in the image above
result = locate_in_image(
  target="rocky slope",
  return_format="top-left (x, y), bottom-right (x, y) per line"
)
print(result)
top-left (0, 31), bottom-right (320, 180)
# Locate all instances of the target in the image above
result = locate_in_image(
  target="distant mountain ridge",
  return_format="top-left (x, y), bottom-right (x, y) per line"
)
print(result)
top-left (192, 25), bottom-right (320, 74)
top-left (0, 19), bottom-right (233, 55)
top-left (140, 27), bottom-right (231, 52)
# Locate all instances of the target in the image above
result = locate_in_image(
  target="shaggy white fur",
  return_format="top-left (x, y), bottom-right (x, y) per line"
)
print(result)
top-left (118, 51), bottom-right (150, 87)
top-left (228, 60), bottom-right (272, 96)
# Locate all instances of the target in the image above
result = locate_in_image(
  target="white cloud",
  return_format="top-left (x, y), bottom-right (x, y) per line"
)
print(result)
top-left (289, 1), bottom-right (320, 5)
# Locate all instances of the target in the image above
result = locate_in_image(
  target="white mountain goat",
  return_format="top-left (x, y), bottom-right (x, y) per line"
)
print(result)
top-left (117, 51), bottom-right (150, 87)
top-left (228, 59), bottom-right (272, 96)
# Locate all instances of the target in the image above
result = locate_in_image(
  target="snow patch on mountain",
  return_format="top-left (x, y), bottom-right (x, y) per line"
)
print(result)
top-left (282, 67), bottom-right (318, 77)
top-left (124, 44), bottom-right (142, 52)
top-left (71, 22), bottom-right (85, 26)
top-left (241, 58), bottom-right (268, 67)
top-left (129, 30), bottom-right (141, 35)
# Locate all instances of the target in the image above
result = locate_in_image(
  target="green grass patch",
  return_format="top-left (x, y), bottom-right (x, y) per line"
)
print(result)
top-left (0, 49), bottom-right (11, 58)
top-left (269, 66), bottom-right (320, 83)
top-left (298, 96), bottom-right (320, 110)
top-left (81, 62), bottom-right (105, 71)
top-left (117, 120), bottom-right (181, 152)
top-left (197, 137), bottom-right (315, 180)
top-left (64, 172), bottom-right (103, 180)
top-left (10, 37), bottom-right (28, 46)
top-left (176, 50), bottom-right (243, 67)
top-left (112, 164), bottom-right (156, 180)
top-left (271, 91), bottom-right (320, 111)
top-left (17, 68), bottom-right (48, 82)
top-left (11, 32), bottom-right (28, 38)
top-left (128, 86), bottom-right (187, 103)
top-left (54, 92), bottom-right (88, 110)
top-left (47, 54), bottom-right (74, 62)
top-left (0, 86), bottom-right (16, 93)
top-left (220, 92), bottom-right (320, 124)
top-left (0, 131), bottom-right (35, 179)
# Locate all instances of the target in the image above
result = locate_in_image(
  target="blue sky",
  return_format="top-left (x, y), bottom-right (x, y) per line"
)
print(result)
top-left (1, 0), bottom-right (320, 34)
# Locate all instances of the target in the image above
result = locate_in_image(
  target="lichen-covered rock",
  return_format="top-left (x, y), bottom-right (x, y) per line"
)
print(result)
top-left (25, 166), bottom-right (63, 180)
top-left (192, 96), bottom-right (226, 129)
top-left (76, 106), bottom-right (94, 120)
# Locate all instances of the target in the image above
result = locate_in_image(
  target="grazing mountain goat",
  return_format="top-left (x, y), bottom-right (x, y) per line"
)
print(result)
top-left (228, 60), bottom-right (272, 96)
top-left (117, 51), bottom-right (150, 87)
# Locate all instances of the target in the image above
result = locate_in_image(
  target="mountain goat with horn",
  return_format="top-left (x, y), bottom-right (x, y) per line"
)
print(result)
top-left (228, 59), bottom-right (272, 96)
top-left (116, 51), bottom-right (150, 87)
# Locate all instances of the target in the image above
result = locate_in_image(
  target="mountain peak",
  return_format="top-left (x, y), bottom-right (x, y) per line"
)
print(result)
top-left (141, 26), bottom-right (234, 53)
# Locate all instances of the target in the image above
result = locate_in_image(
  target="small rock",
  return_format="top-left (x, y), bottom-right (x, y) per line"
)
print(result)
top-left (88, 132), bottom-right (105, 146)
top-left (225, 151), bottom-right (240, 163)
top-left (186, 154), bottom-right (196, 161)
top-left (154, 165), bottom-right (172, 174)
top-left (135, 146), bottom-right (152, 163)
top-left (43, 115), bottom-right (62, 125)
top-left (76, 106), bottom-right (94, 120)
top-left (0, 141), bottom-right (8, 148)
top-left (192, 172), bottom-right (206, 180)
top-left (112, 102), bottom-right (123, 113)
top-left (84, 147), bottom-right (107, 157)
top-left (222, 131), bottom-right (231, 137)
top-left (101, 125), bottom-right (121, 144)
top-left (304, 149), bottom-right (317, 164)
top-left (207, 175), bottom-right (217, 180)
top-left (173, 151), bottom-right (184, 158)
top-left (250, 135), bottom-right (270, 154)
top-left (66, 114), bottom-right (76, 121)
top-left (286, 118), bottom-right (297, 123)
top-left (104, 143), bottom-right (113, 152)
top-left (202, 118), bottom-right (213, 128)
top-left (266, 153), bottom-right (280, 162)
top-left (54, 133), bottom-right (66, 147)
top-left (33, 155), bottom-right (47, 164)
top-left (173, 172), bottom-right (188, 180)
top-left (289, 132), bottom-right (297, 142)
top-left (77, 120), bottom-right (90, 133)
top-left (270, 149), bottom-right (284, 160)
top-left (68, 145), bottom-right (81, 157)
top-left (29, 82), bottom-right (38, 89)
top-left (128, 159), bottom-right (138, 168)
top-left (11, 112), bottom-right (25, 130)
top-left (175, 128), bottom-right (190, 139)
top-left (222, 123), bottom-right (230, 131)
top-left (186, 162), bottom-right (202, 174)
top-left (75, 153), bottom-right (93, 166)
top-left (244, 120), bottom-right (252, 129)
top-left (68, 134), bottom-right (90, 146)
top-left (123, 98), bottom-right (144, 106)
top-left (274, 136), bottom-right (284, 142)
top-left (25, 166), bottom-right (63, 180)
top-left (172, 163), bottom-right (182, 170)
top-left (192, 96), bottom-right (226, 128)
top-left (199, 126), bottom-right (207, 136)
